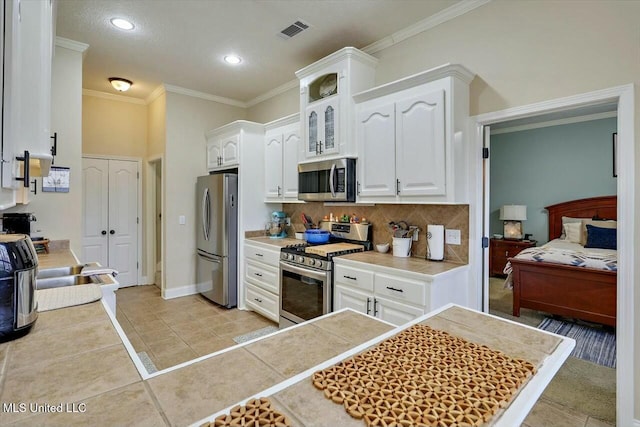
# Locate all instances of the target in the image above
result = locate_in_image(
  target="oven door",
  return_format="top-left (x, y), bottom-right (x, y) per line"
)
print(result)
top-left (279, 261), bottom-right (331, 326)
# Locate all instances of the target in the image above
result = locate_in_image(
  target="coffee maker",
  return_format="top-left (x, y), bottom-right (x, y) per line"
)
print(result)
top-left (2, 213), bottom-right (37, 236)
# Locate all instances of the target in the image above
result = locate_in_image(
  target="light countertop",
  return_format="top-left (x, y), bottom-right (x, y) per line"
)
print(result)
top-left (245, 236), bottom-right (302, 248)
top-left (335, 251), bottom-right (467, 276)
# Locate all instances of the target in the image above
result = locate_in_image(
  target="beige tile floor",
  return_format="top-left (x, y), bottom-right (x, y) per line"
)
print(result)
top-left (115, 285), bottom-right (276, 371)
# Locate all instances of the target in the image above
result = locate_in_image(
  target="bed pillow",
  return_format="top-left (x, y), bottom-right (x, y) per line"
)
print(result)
top-left (560, 216), bottom-right (589, 239)
top-left (580, 219), bottom-right (617, 246)
top-left (562, 222), bottom-right (583, 244)
top-left (584, 224), bottom-right (617, 250)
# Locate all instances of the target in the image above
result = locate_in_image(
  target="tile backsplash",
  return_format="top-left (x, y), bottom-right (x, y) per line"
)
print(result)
top-left (283, 203), bottom-right (469, 264)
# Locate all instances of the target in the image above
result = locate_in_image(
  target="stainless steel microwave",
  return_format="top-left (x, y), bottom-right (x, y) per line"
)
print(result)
top-left (298, 158), bottom-right (356, 202)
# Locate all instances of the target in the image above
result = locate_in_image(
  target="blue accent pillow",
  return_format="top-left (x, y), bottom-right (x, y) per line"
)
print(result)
top-left (585, 224), bottom-right (617, 250)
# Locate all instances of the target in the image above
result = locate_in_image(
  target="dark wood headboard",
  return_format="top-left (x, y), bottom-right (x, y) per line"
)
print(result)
top-left (546, 195), bottom-right (617, 240)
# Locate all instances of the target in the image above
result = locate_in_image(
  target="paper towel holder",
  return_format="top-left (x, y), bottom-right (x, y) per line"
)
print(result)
top-left (426, 224), bottom-right (445, 261)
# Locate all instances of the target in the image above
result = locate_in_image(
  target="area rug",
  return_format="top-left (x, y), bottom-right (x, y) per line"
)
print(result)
top-left (137, 351), bottom-right (158, 374)
top-left (538, 317), bottom-right (616, 368)
top-left (233, 326), bottom-right (279, 344)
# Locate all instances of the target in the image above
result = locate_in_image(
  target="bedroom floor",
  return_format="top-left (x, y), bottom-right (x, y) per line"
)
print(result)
top-left (489, 277), bottom-right (616, 427)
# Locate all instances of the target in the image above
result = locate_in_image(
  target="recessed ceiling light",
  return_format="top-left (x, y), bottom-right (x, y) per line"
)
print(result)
top-left (109, 77), bottom-right (133, 92)
top-left (110, 18), bottom-right (134, 31)
top-left (224, 55), bottom-right (242, 65)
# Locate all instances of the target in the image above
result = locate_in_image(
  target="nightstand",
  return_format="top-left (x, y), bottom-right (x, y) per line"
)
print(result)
top-left (489, 238), bottom-right (537, 277)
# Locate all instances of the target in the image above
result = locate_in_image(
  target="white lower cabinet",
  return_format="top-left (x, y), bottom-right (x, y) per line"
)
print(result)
top-left (334, 260), bottom-right (468, 326)
top-left (243, 241), bottom-right (280, 322)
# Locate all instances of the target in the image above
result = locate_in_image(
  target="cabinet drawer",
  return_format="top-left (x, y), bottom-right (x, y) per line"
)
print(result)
top-left (246, 284), bottom-right (278, 323)
top-left (374, 273), bottom-right (426, 306)
top-left (334, 264), bottom-right (374, 292)
top-left (244, 243), bottom-right (280, 266)
top-left (245, 260), bottom-right (279, 294)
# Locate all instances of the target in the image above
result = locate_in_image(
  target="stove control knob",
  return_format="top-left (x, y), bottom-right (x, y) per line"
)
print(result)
top-left (309, 259), bottom-right (316, 266)
top-left (316, 260), bottom-right (323, 268)
top-left (298, 256), bottom-right (305, 263)
top-left (287, 254), bottom-right (294, 261)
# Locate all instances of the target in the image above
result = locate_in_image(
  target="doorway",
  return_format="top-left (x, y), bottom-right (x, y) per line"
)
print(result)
top-left (472, 85), bottom-right (635, 425)
top-left (147, 157), bottom-right (163, 290)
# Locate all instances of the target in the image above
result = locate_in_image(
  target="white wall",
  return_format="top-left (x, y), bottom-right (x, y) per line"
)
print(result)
top-left (5, 45), bottom-right (84, 255)
top-left (163, 90), bottom-right (245, 297)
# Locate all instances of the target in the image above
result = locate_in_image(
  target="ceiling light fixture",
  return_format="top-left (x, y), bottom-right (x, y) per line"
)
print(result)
top-left (109, 77), bottom-right (133, 92)
top-left (110, 17), bottom-right (134, 30)
top-left (224, 55), bottom-right (242, 65)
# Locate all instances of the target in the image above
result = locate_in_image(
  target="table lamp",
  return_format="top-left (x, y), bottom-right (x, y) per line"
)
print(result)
top-left (500, 205), bottom-right (527, 240)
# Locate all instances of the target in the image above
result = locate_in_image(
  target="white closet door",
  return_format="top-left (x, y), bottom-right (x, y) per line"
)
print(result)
top-left (82, 158), bottom-right (139, 287)
top-left (107, 160), bottom-right (138, 286)
top-left (82, 158), bottom-right (109, 267)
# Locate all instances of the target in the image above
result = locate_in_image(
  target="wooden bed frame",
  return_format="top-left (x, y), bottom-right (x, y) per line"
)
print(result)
top-left (510, 195), bottom-right (617, 327)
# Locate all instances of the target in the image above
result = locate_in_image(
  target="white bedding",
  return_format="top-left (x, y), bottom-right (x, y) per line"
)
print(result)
top-left (503, 238), bottom-right (617, 288)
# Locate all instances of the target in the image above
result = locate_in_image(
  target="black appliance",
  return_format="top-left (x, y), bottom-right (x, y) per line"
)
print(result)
top-left (279, 222), bottom-right (371, 327)
top-left (0, 234), bottom-right (38, 341)
top-left (2, 213), bottom-right (37, 236)
top-left (298, 158), bottom-right (357, 202)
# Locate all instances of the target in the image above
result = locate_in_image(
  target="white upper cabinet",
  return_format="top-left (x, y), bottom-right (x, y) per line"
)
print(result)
top-left (354, 64), bottom-right (475, 204)
top-left (206, 132), bottom-right (239, 170)
top-left (2, 0), bottom-right (55, 191)
top-left (395, 89), bottom-right (445, 196)
top-left (264, 114), bottom-right (301, 202)
top-left (296, 47), bottom-right (377, 162)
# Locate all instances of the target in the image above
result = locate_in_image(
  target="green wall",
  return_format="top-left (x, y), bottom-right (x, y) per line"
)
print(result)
top-left (489, 117), bottom-right (617, 244)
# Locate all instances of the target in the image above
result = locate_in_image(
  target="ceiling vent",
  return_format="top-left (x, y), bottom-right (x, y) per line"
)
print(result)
top-left (278, 20), bottom-right (310, 39)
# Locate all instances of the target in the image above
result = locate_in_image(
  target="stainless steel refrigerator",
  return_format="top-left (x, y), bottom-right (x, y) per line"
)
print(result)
top-left (196, 173), bottom-right (238, 307)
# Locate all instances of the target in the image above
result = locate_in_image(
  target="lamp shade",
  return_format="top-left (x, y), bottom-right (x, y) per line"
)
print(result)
top-left (500, 205), bottom-right (527, 221)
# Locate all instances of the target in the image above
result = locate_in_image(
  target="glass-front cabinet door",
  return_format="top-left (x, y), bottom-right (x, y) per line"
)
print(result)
top-left (305, 97), bottom-right (339, 158)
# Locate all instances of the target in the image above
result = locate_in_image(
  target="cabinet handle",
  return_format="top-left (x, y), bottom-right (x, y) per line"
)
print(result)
top-left (277, 185), bottom-right (281, 196)
top-left (318, 141), bottom-right (323, 154)
top-left (366, 297), bottom-right (371, 315)
top-left (357, 181), bottom-right (361, 195)
top-left (50, 132), bottom-right (58, 158)
top-left (255, 253), bottom-right (263, 257)
top-left (101, 230), bottom-right (107, 236)
top-left (386, 286), bottom-right (404, 293)
top-left (15, 150), bottom-right (30, 188)
top-left (396, 179), bottom-right (400, 195)
top-left (343, 275), bottom-right (357, 281)
top-left (315, 141), bottom-right (319, 155)
top-left (254, 273), bottom-right (263, 277)
top-left (110, 230), bottom-right (115, 235)
top-left (373, 299), bottom-right (379, 316)
top-left (254, 297), bottom-right (263, 303)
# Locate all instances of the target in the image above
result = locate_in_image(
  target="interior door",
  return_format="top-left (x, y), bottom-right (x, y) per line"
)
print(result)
top-left (82, 158), bottom-right (139, 287)
top-left (107, 160), bottom-right (139, 287)
top-left (82, 158), bottom-right (109, 267)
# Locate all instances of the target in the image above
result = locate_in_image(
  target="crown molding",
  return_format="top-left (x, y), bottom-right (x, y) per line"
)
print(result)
top-left (246, 79), bottom-right (299, 108)
top-left (82, 89), bottom-right (146, 105)
top-left (163, 84), bottom-right (246, 108)
top-left (55, 37), bottom-right (89, 58)
top-left (145, 85), bottom-right (167, 105)
top-left (362, 0), bottom-right (492, 55)
top-left (491, 111), bottom-right (617, 135)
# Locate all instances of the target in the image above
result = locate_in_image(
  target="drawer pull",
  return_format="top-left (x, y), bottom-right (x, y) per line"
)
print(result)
top-left (386, 286), bottom-right (404, 293)
top-left (254, 273), bottom-right (263, 277)
top-left (373, 299), bottom-right (379, 316)
top-left (254, 297), bottom-right (263, 303)
top-left (255, 253), bottom-right (263, 257)
top-left (343, 275), bottom-right (357, 281)
top-left (366, 297), bottom-right (371, 315)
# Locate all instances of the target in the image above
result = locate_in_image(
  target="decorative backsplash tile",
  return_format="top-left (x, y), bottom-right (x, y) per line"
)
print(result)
top-left (282, 203), bottom-right (469, 264)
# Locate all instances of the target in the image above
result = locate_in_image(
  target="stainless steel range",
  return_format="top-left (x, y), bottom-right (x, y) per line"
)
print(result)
top-left (279, 222), bottom-right (371, 327)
